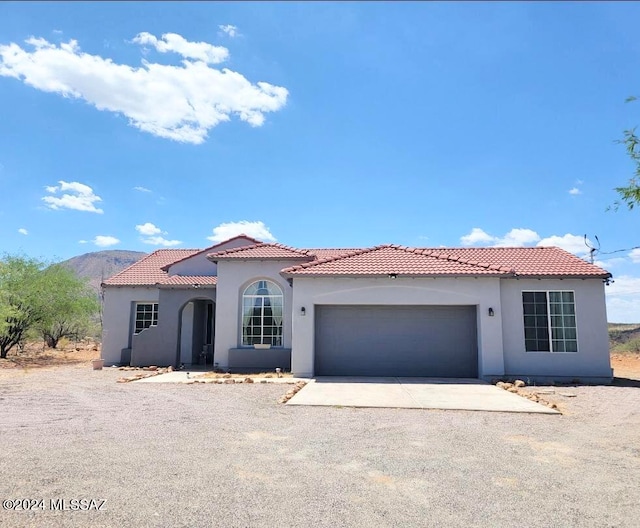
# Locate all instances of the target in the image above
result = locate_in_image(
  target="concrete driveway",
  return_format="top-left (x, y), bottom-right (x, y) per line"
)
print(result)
top-left (287, 377), bottom-right (559, 414)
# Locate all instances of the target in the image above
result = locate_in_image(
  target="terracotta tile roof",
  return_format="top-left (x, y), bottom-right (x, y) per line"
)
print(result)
top-left (207, 243), bottom-right (315, 261)
top-left (420, 246), bottom-right (610, 278)
top-left (306, 248), bottom-right (361, 260)
top-left (160, 235), bottom-right (262, 271)
top-left (281, 245), bottom-right (611, 278)
top-left (158, 275), bottom-right (217, 288)
top-left (104, 242), bottom-right (611, 287)
top-left (102, 249), bottom-right (200, 286)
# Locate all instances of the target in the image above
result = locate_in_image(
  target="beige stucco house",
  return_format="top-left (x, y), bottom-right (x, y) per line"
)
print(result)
top-left (101, 235), bottom-right (613, 382)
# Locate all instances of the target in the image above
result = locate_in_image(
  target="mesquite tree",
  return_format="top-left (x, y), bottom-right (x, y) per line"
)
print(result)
top-left (0, 256), bottom-right (44, 359)
top-left (614, 97), bottom-right (640, 210)
top-left (36, 264), bottom-right (99, 349)
top-left (0, 255), bottom-right (99, 358)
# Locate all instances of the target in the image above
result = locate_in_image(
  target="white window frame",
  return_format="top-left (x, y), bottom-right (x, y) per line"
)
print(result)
top-left (241, 280), bottom-right (284, 347)
top-left (522, 290), bottom-right (578, 353)
top-left (134, 302), bottom-right (158, 335)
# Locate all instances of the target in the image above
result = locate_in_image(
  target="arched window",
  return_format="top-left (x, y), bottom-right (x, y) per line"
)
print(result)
top-left (242, 280), bottom-right (283, 347)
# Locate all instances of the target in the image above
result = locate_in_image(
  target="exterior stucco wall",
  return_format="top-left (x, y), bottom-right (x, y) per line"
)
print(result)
top-left (213, 260), bottom-right (298, 369)
top-left (166, 237), bottom-right (259, 276)
top-left (180, 303), bottom-right (194, 364)
top-left (168, 254), bottom-right (217, 277)
top-left (289, 277), bottom-right (504, 378)
top-left (101, 286), bottom-right (158, 366)
top-left (500, 278), bottom-right (611, 380)
top-left (130, 288), bottom-right (216, 367)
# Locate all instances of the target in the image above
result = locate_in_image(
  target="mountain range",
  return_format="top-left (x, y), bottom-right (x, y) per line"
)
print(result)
top-left (60, 250), bottom-right (147, 293)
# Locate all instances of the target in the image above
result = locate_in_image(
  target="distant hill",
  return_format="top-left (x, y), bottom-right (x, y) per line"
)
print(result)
top-left (60, 250), bottom-right (147, 293)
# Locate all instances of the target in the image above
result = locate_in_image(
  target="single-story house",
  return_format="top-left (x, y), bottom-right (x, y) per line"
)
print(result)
top-left (101, 235), bottom-right (613, 382)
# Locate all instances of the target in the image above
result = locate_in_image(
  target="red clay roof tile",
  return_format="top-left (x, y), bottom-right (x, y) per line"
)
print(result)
top-left (158, 275), bottom-right (217, 288)
top-left (103, 242), bottom-right (611, 287)
top-left (102, 249), bottom-right (201, 286)
top-left (160, 235), bottom-right (262, 271)
top-left (207, 243), bottom-right (315, 261)
top-left (281, 245), bottom-right (610, 278)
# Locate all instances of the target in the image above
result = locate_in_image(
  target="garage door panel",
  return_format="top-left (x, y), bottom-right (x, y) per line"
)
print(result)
top-left (315, 305), bottom-right (478, 377)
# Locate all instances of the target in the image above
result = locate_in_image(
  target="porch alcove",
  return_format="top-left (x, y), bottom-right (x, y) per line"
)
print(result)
top-left (178, 299), bottom-right (215, 367)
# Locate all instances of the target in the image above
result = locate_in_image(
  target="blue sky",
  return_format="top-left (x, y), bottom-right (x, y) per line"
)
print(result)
top-left (1, 2), bottom-right (639, 321)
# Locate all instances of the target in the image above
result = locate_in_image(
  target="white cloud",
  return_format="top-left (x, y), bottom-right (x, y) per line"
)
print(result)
top-left (42, 181), bottom-right (103, 213)
top-left (494, 228), bottom-right (541, 247)
top-left (134, 186), bottom-right (151, 193)
top-left (537, 234), bottom-right (590, 256)
top-left (568, 187), bottom-right (582, 195)
top-left (135, 222), bottom-right (163, 236)
top-left (460, 228), bottom-right (597, 258)
top-left (78, 240), bottom-right (88, 244)
top-left (132, 32), bottom-right (229, 64)
top-left (17, 228), bottom-right (28, 235)
top-left (606, 275), bottom-right (640, 323)
top-left (0, 34), bottom-right (288, 144)
top-left (630, 248), bottom-right (640, 263)
top-left (207, 220), bottom-right (276, 243)
top-left (460, 227), bottom-right (540, 247)
top-left (219, 25), bottom-right (239, 38)
top-left (460, 228), bottom-right (495, 246)
top-left (93, 235), bottom-right (120, 247)
top-left (141, 235), bottom-right (182, 247)
top-left (135, 222), bottom-right (181, 246)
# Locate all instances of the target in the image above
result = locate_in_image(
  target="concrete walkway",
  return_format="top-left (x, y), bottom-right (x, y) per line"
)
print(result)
top-left (287, 377), bottom-right (559, 414)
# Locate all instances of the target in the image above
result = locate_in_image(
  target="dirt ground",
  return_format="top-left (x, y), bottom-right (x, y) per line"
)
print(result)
top-left (611, 353), bottom-right (640, 380)
top-left (0, 340), bottom-right (98, 371)
top-left (1, 355), bottom-right (639, 527)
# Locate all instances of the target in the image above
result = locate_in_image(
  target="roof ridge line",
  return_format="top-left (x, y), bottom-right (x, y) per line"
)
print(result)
top-left (161, 235), bottom-right (263, 270)
top-left (283, 245), bottom-right (385, 272)
top-left (384, 246), bottom-right (516, 274)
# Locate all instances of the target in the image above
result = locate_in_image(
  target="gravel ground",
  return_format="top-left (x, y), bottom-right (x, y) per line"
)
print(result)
top-left (0, 366), bottom-right (639, 528)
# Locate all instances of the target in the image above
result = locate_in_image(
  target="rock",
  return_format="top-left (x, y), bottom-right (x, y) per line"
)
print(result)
top-left (558, 392), bottom-right (577, 398)
top-left (496, 382), bottom-right (513, 390)
top-left (167, 366), bottom-right (173, 372)
top-left (223, 374), bottom-right (232, 378)
top-left (514, 379), bottom-right (526, 388)
top-left (507, 387), bottom-right (519, 393)
top-left (224, 379), bottom-right (235, 384)
top-left (264, 374), bottom-right (273, 378)
top-left (244, 378), bottom-right (254, 383)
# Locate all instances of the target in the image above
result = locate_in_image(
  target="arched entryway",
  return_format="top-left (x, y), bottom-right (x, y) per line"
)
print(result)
top-left (177, 299), bottom-right (215, 367)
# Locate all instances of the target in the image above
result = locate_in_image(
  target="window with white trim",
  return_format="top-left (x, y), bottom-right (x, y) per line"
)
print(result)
top-left (242, 280), bottom-right (283, 347)
top-left (134, 303), bottom-right (158, 334)
top-left (522, 291), bottom-right (577, 352)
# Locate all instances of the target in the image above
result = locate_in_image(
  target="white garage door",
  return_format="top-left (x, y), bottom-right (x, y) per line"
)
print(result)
top-left (314, 305), bottom-right (478, 377)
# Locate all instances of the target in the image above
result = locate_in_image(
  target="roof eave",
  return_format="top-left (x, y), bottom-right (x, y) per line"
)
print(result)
top-left (279, 272), bottom-right (513, 279)
top-left (507, 273), bottom-right (612, 280)
top-left (209, 255), bottom-right (315, 263)
top-left (157, 284), bottom-right (217, 290)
